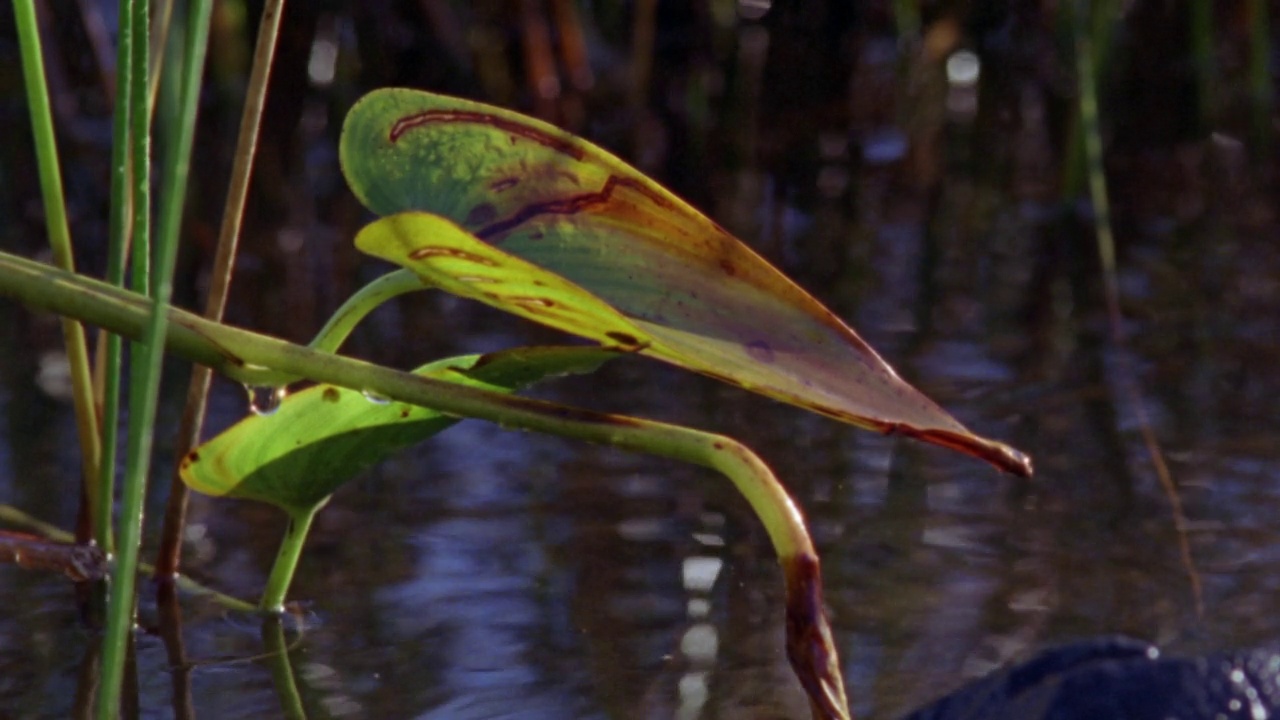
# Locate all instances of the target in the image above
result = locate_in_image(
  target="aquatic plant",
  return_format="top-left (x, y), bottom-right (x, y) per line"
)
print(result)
top-left (0, 4), bottom-right (1046, 719)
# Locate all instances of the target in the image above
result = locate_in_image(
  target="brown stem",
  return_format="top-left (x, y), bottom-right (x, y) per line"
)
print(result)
top-left (154, 0), bottom-right (288, 579)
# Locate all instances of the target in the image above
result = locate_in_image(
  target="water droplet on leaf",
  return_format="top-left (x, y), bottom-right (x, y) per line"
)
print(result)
top-left (245, 385), bottom-right (288, 416)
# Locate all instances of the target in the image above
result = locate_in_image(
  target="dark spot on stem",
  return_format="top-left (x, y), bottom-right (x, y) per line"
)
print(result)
top-left (719, 258), bottom-right (736, 276)
top-left (783, 553), bottom-right (848, 720)
top-left (604, 331), bottom-right (641, 347)
top-left (321, 387), bottom-right (341, 403)
top-left (890, 426), bottom-right (1035, 478)
top-left (545, 405), bottom-right (642, 427)
top-left (698, 369), bottom-right (738, 386)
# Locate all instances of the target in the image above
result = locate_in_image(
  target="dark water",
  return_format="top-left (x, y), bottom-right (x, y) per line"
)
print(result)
top-left (2, 3), bottom-right (1280, 719)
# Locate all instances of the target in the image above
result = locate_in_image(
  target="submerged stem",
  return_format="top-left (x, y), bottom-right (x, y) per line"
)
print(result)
top-left (262, 617), bottom-right (308, 720)
top-left (99, 0), bottom-right (159, 713)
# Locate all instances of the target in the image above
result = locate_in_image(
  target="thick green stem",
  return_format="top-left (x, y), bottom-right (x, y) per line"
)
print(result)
top-left (99, 0), bottom-right (159, 714)
top-left (12, 0), bottom-right (103, 542)
top-left (146, 0), bottom-right (212, 582)
top-left (98, 0), bottom-right (138, 552)
top-left (259, 504), bottom-right (322, 613)
top-left (0, 252), bottom-right (848, 717)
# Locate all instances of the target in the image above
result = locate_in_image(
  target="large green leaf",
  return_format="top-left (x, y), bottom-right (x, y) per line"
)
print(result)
top-left (340, 89), bottom-right (1031, 477)
top-left (180, 346), bottom-right (618, 515)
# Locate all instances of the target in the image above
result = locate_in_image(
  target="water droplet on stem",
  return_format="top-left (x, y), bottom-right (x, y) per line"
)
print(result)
top-left (361, 389), bottom-right (391, 405)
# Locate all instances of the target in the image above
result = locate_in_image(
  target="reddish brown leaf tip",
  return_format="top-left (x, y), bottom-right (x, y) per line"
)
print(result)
top-left (893, 426), bottom-right (1034, 477)
top-left (784, 553), bottom-right (852, 720)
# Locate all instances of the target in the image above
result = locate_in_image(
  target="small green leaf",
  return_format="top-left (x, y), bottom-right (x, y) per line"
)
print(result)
top-left (340, 88), bottom-right (1031, 477)
top-left (179, 346), bottom-right (618, 515)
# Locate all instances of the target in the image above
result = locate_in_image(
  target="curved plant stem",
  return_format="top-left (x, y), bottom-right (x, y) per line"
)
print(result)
top-left (305, 269), bottom-right (425, 353)
top-left (0, 252), bottom-right (850, 719)
top-left (12, 0), bottom-right (103, 544)
top-left (1074, 0), bottom-right (1202, 618)
top-left (259, 505), bottom-right (322, 613)
top-left (156, 0), bottom-right (288, 579)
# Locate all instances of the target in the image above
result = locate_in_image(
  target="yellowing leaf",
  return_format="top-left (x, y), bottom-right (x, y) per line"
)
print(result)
top-left (354, 213), bottom-right (653, 352)
top-left (340, 89), bottom-right (1031, 476)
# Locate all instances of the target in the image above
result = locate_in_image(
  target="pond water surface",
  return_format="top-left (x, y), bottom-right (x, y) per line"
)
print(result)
top-left (2, 3), bottom-right (1280, 719)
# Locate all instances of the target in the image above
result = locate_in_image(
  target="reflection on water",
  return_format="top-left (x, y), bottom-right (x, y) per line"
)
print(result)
top-left (3, 4), bottom-right (1280, 719)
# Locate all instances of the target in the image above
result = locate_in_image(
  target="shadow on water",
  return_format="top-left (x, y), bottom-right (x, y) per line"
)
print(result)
top-left (2, 2), bottom-right (1280, 718)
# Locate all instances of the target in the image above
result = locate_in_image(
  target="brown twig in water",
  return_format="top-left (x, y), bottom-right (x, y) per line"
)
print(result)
top-left (0, 530), bottom-right (107, 582)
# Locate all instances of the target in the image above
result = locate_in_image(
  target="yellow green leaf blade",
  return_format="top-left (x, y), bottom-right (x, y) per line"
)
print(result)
top-left (358, 211), bottom-right (1030, 477)
top-left (354, 212), bottom-right (653, 351)
top-left (179, 346), bottom-right (619, 515)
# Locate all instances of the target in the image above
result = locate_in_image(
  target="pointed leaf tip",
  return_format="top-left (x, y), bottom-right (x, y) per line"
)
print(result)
top-left (340, 88), bottom-right (1032, 474)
